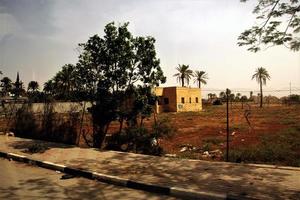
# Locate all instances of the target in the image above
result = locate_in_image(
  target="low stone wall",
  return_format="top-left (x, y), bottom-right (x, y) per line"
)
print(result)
top-left (0, 102), bottom-right (92, 114)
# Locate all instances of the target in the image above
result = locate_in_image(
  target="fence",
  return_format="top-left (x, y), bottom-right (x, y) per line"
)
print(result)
top-left (202, 88), bottom-right (300, 165)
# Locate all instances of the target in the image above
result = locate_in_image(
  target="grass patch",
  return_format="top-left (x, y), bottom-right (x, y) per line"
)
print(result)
top-left (280, 118), bottom-right (296, 125)
top-left (228, 127), bottom-right (300, 167)
top-left (203, 137), bottom-right (223, 145)
top-left (177, 151), bottom-right (200, 160)
top-left (230, 123), bottom-right (247, 132)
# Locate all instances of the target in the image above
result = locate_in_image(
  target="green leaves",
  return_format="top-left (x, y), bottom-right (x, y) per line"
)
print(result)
top-left (252, 67), bottom-right (271, 85)
top-left (238, 0), bottom-right (300, 52)
top-left (174, 64), bottom-right (193, 87)
top-left (76, 22), bottom-right (166, 147)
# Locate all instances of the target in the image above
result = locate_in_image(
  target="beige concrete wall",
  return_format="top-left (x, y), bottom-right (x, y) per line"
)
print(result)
top-left (154, 87), bottom-right (202, 113)
top-left (154, 87), bottom-right (176, 112)
top-left (0, 102), bottom-right (92, 114)
top-left (175, 87), bottom-right (202, 112)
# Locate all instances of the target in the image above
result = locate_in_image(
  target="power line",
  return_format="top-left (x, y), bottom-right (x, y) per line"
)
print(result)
top-left (202, 89), bottom-right (300, 93)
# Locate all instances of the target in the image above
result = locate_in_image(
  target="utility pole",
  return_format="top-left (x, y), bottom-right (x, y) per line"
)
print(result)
top-left (226, 88), bottom-right (230, 162)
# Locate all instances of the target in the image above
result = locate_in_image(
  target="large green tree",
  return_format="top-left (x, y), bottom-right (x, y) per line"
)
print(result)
top-left (173, 64), bottom-right (193, 87)
top-left (77, 22), bottom-right (166, 148)
top-left (193, 70), bottom-right (208, 88)
top-left (238, 0), bottom-right (300, 52)
top-left (252, 67), bottom-right (271, 107)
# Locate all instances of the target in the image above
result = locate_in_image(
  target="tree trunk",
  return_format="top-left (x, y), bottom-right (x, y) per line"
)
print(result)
top-left (198, 81), bottom-right (201, 88)
top-left (118, 117), bottom-right (124, 134)
top-left (92, 123), bottom-right (108, 149)
top-left (77, 101), bottom-right (86, 145)
top-left (181, 77), bottom-right (184, 87)
top-left (260, 79), bottom-right (263, 108)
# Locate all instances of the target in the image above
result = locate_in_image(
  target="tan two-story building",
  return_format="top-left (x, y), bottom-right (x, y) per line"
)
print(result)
top-left (154, 87), bottom-right (202, 113)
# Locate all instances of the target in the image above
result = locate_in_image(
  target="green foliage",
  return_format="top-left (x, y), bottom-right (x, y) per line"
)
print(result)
top-left (173, 64), bottom-right (193, 87)
top-left (238, 0), bottom-right (300, 52)
top-left (107, 117), bottom-right (175, 156)
top-left (228, 128), bottom-right (300, 166)
top-left (11, 101), bottom-right (80, 145)
top-left (202, 143), bottom-right (212, 152)
top-left (27, 81), bottom-right (39, 92)
top-left (78, 22), bottom-right (166, 148)
top-left (193, 70), bottom-right (208, 88)
top-left (152, 117), bottom-right (176, 139)
top-left (288, 94), bottom-right (300, 102)
top-left (24, 22), bottom-right (166, 149)
top-left (241, 95), bottom-right (248, 102)
top-left (212, 99), bottom-right (223, 105)
top-left (203, 137), bottom-right (223, 145)
top-left (252, 67), bottom-right (271, 107)
top-left (0, 77), bottom-right (12, 96)
top-left (219, 91), bottom-right (226, 101)
top-left (27, 91), bottom-right (47, 103)
top-left (13, 104), bottom-right (37, 138)
top-left (252, 67), bottom-right (271, 85)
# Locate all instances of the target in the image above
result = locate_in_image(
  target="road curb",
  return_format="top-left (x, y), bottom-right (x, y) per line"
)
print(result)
top-left (0, 150), bottom-right (254, 200)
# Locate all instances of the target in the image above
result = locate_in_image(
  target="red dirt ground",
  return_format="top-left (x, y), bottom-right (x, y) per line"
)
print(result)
top-left (78, 103), bottom-right (300, 162)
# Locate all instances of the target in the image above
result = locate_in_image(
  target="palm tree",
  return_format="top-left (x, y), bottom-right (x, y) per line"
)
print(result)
top-left (219, 91), bottom-right (226, 101)
top-left (43, 80), bottom-right (55, 95)
top-left (173, 64), bottom-right (193, 87)
top-left (27, 81), bottom-right (39, 92)
top-left (193, 70), bottom-right (208, 88)
top-left (235, 93), bottom-right (241, 101)
top-left (0, 77), bottom-right (12, 96)
top-left (252, 67), bottom-right (271, 108)
top-left (44, 64), bottom-right (76, 100)
top-left (60, 64), bottom-right (76, 92)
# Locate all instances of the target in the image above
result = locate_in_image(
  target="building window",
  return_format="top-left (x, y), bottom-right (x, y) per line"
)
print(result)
top-left (164, 98), bottom-right (169, 105)
top-left (189, 97), bottom-right (192, 103)
top-left (196, 97), bottom-right (199, 103)
top-left (181, 97), bottom-right (185, 104)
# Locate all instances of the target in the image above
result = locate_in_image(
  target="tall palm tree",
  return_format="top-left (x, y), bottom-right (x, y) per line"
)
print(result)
top-left (173, 64), bottom-right (193, 87)
top-left (193, 70), bottom-right (208, 88)
top-left (53, 64), bottom-right (76, 99)
top-left (27, 81), bottom-right (39, 92)
top-left (252, 67), bottom-right (271, 108)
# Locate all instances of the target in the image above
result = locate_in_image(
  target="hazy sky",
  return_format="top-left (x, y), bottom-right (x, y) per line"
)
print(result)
top-left (0, 0), bottom-right (299, 97)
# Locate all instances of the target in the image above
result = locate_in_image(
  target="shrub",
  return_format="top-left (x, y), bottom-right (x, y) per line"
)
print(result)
top-left (212, 99), bottom-right (223, 105)
top-left (107, 117), bottom-right (175, 156)
top-left (12, 104), bottom-right (38, 138)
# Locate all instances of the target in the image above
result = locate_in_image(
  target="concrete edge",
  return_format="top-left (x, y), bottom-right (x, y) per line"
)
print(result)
top-left (102, 150), bottom-right (300, 172)
top-left (170, 187), bottom-right (227, 200)
top-left (92, 172), bottom-right (128, 187)
top-left (0, 150), bottom-right (253, 200)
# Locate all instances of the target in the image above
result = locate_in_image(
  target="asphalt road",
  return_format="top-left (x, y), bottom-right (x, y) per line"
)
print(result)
top-left (0, 158), bottom-right (179, 200)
